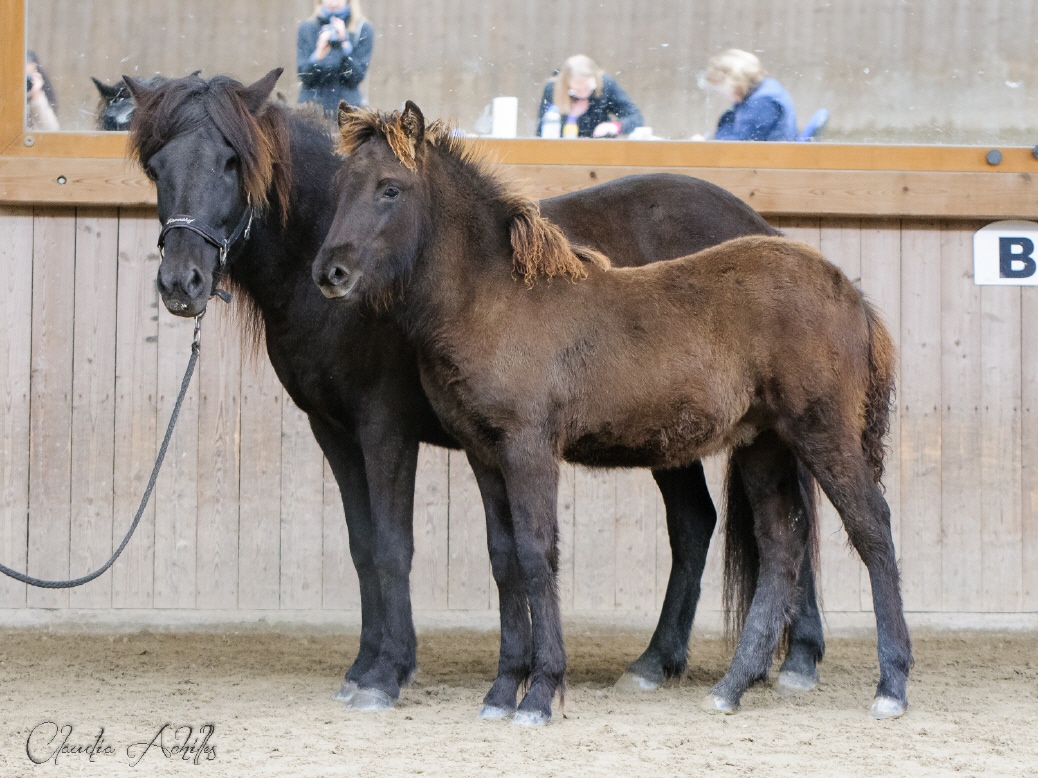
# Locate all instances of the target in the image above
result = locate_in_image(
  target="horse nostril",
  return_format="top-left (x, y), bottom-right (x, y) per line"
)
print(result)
top-left (185, 268), bottom-right (205, 297)
top-left (156, 272), bottom-right (172, 296)
top-left (328, 264), bottom-right (350, 287)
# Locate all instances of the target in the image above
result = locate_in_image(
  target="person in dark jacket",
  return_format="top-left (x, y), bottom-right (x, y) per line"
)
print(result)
top-left (537, 55), bottom-right (643, 138)
top-left (297, 0), bottom-right (374, 115)
top-left (703, 49), bottom-right (797, 141)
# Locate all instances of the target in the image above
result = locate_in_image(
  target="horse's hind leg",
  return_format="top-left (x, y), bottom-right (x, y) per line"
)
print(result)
top-left (620, 463), bottom-right (716, 690)
top-left (467, 455), bottom-right (533, 720)
top-left (704, 433), bottom-right (808, 713)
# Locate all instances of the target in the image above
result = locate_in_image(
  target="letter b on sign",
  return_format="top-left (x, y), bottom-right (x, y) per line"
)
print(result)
top-left (974, 221), bottom-right (1038, 285)
top-left (1000, 237), bottom-right (1036, 279)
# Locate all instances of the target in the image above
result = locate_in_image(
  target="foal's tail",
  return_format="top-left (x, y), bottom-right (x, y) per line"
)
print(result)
top-left (722, 455), bottom-right (820, 646)
top-left (862, 300), bottom-right (897, 483)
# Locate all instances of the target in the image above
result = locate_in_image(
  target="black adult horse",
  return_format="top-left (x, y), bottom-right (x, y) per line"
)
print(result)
top-left (93, 76), bottom-right (167, 130)
top-left (125, 69), bottom-right (824, 713)
top-left (312, 102), bottom-right (910, 725)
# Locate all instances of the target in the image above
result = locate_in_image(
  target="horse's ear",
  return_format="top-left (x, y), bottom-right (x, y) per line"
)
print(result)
top-left (401, 101), bottom-right (426, 146)
top-left (91, 77), bottom-right (123, 103)
top-left (241, 68), bottom-right (283, 114)
top-left (337, 100), bottom-right (361, 129)
top-left (122, 75), bottom-right (155, 105)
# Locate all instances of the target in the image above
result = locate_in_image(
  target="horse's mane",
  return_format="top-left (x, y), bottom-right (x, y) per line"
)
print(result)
top-left (337, 106), bottom-right (611, 284)
top-left (127, 74), bottom-right (292, 224)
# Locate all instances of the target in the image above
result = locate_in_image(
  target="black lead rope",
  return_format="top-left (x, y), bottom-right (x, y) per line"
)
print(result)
top-left (0, 313), bottom-right (205, 589)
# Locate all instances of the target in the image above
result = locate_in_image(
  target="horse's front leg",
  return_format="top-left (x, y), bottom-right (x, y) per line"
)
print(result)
top-left (498, 438), bottom-right (565, 726)
top-left (348, 426), bottom-right (421, 710)
top-left (466, 454), bottom-right (532, 719)
top-left (308, 419), bottom-right (387, 705)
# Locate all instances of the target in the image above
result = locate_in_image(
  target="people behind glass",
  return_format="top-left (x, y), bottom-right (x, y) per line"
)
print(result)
top-left (537, 55), bottom-right (643, 139)
top-left (297, 0), bottom-right (374, 116)
top-left (700, 49), bottom-right (797, 141)
top-left (25, 50), bottom-right (59, 131)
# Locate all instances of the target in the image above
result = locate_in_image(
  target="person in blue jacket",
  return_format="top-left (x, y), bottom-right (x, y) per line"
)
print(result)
top-left (297, 0), bottom-right (374, 116)
top-left (703, 49), bottom-right (797, 141)
top-left (537, 55), bottom-right (644, 138)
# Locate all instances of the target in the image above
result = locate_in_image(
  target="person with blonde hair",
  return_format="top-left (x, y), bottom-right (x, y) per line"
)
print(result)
top-left (297, 0), bottom-right (374, 115)
top-left (702, 48), bottom-right (797, 141)
top-left (537, 55), bottom-right (643, 138)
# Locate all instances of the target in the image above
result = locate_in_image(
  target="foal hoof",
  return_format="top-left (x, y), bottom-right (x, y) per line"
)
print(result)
top-left (478, 704), bottom-right (515, 720)
top-left (870, 696), bottom-right (906, 720)
top-left (776, 670), bottom-right (818, 696)
top-left (700, 694), bottom-right (738, 715)
top-left (333, 679), bottom-right (359, 703)
top-left (347, 688), bottom-right (396, 712)
top-left (614, 671), bottom-right (661, 692)
top-left (511, 710), bottom-right (551, 727)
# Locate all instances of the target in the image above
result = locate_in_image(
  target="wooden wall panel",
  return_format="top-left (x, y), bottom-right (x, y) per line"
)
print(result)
top-left (0, 206), bottom-right (32, 608)
top-left (0, 205), bottom-right (1035, 625)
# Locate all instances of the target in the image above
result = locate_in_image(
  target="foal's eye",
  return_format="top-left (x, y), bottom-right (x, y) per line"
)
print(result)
top-left (382, 186), bottom-right (400, 200)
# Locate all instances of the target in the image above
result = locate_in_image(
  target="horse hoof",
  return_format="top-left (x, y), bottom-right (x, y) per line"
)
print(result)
top-left (347, 688), bottom-right (396, 711)
top-left (870, 696), bottom-right (906, 719)
top-left (776, 670), bottom-right (818, 696)
top-left (614, 671), bottom-right (661, 692)
top-left (478, 704), bottom-right (515, 720)
top-left (511, 710), bottom-right (551, 727)
top-left (701, 694), bottom-right (738, 715)
top-left (333, 680), bottom-right (359, 703)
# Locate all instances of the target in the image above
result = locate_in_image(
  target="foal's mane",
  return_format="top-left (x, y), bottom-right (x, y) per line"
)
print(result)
top-left (337, 106), bottom-right (610, 284)
top-left (127, 74), bottom-right (292, 223)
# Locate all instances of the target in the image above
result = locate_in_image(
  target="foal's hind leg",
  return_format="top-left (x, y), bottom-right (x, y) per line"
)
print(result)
top-left (704, 433), bottom-right (809, 713)
top-left (802, 445), bottom-right (912, 718)
top-left (467, 455), bottom-right (533, 720)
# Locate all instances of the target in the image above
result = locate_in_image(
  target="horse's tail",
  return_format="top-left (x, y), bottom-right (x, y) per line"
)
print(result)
top-left (861, 299), bottom-right (897, 483)
top-left (722, 454), bottom-right (821, 648)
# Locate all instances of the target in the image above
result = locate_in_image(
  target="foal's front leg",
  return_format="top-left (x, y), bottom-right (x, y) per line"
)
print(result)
top-left (498, 439), bottom-right (565, 726)
top-left (466, 455), bottom-right (533, 719)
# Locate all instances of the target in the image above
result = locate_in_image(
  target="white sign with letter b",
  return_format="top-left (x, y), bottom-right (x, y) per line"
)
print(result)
top-left (974, 220), bottom-right (1038, 285)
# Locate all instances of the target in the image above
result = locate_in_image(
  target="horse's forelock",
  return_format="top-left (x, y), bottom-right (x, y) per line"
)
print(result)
top-left (128, 75), bottom-right (291, 224)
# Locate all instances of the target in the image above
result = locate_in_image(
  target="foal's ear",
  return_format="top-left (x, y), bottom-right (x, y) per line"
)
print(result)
top-left (122, 75), bottom-right (155, 104)
top-left (91, 76), bottom-right (123, 103)
top-left (401, 101), bottom-right (426, 146)
top-left (241, 68), bottom-right (283, 114)
top-left (337, 100), bottom-right (361, 130)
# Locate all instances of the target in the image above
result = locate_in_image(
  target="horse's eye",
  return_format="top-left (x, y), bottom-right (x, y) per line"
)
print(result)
top-left (224, 157), bottom-right (239, 174)
top-left (382, 186), bottom-right (400, 200)
top-left (144, 163), bottom-right (159, 181)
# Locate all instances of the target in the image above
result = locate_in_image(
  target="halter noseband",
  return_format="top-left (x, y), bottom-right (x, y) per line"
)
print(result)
top-left (157, 201), bottom-right (255, 270)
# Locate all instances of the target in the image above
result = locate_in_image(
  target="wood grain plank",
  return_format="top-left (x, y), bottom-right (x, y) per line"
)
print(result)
top-left (68, 208), bottom-right (118, 608)
top-left (111, 208), bottom-right (159, 608)
top-left (195, 300), bottom-right (241, 609)
top-left (279, 400), bottom-right (325, 610)
top-left (447, 450), bottom-right (491, 610)
top-left (411, 445), bottom-right (449, 611)
top-left (322, 456), bottom-right (360, 610)
top-left (573, 467), bottom-right (615, 610)
top-left (556, 462), bottom-right (576, 611)
top-left (237, 351), bottom-right (282, 610)
top-left (898, 221), bottom-right (943, 611)
top-left (1022, 280), bottom-right (1038, 611)
top-left (613, 469), bottom-right (657, 610)
top-left (152, 291), bottom-right (199, 609)
top-left (0, 206), bottom-right (32, 607)
top-left (26, 207), bottom-right (76, 608)
top-left (979, 282), bottom-right (1023, 611)
top-left (939, 221), bottom-right (984, 612)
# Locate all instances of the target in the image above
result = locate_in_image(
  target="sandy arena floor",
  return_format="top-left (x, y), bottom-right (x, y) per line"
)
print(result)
top-left (0, 625), bottom-right (1036, 777)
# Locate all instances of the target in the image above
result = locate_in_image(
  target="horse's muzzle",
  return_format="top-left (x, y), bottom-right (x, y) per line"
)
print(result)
top-left (316, 264), bottom-right (363, 301)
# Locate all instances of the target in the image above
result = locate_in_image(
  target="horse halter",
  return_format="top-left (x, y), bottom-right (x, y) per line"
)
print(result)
top-left (157, 200), bottom-right (255, 274)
